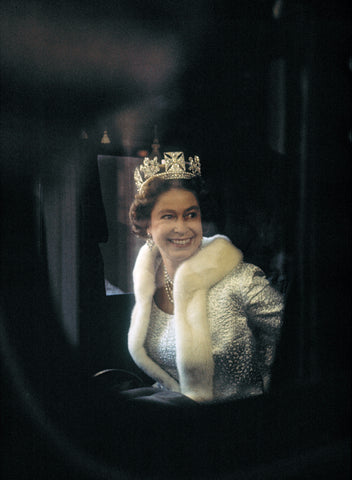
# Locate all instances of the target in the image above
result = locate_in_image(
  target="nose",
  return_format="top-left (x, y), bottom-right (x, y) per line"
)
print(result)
top-left (173, 217), bottom-right (188, 235)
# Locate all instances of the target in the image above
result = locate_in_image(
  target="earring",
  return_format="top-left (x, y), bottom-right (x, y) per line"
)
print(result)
top-left (146, 233), bottom-right (154, 250)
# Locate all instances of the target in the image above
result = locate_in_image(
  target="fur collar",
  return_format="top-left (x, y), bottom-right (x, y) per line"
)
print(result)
top-left (128, 235), bottom-right (243, 402)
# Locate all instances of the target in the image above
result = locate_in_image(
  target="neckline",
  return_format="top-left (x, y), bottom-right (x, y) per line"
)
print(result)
top-left (152, 298), bottom-right (174, 318)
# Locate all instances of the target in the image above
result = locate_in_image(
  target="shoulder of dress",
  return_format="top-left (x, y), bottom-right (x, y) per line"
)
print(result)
top-left (212, 262), bottom-right (267, 291)
top-left (235, 262), bottom-right (265, 276)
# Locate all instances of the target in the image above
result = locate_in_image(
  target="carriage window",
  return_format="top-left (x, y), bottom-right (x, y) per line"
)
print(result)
top-left (98, 155), bottom-right (144, 294)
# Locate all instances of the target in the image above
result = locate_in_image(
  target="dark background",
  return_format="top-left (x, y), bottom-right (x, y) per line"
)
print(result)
top-left (1, 1), bottom-right (350, 479)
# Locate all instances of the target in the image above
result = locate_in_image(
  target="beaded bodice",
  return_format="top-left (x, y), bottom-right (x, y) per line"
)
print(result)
top-left (145, 300), bottom-right (179, 383)
top-left (144, 262), bottom-right (283, 402)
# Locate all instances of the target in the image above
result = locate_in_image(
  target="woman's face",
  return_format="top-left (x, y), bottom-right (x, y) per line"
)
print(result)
top-left (148, 188), bottom-right (203, 270)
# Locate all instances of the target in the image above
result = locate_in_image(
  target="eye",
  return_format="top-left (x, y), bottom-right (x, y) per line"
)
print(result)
top-left (161, 214), bottom-right (173, 220)
top-left (185, 211), bottom-right (198, 219)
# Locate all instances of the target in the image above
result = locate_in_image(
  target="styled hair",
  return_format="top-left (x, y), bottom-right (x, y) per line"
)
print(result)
top-left (129, 176), bottom-right (210, 238)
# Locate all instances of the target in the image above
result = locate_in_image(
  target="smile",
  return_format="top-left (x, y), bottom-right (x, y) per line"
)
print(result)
top-left (169, 238), bottom-right (192, 246)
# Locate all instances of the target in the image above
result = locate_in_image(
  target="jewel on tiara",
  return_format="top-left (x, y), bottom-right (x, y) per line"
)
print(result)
top-left (134, 152), bottom-right (201, 193)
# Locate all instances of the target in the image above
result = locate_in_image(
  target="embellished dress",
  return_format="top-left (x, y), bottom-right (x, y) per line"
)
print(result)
top-left (128, 235), bottom-right (284, 403)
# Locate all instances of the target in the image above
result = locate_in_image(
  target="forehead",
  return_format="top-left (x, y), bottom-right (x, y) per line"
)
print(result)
top-left (153, 188), bottom-right (199, 210)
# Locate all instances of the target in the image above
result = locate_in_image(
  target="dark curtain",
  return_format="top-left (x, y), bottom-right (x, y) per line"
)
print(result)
top-left (76, 140), bottom-right (109, 375)
top-left (271, 4), bottom-right (351, 388)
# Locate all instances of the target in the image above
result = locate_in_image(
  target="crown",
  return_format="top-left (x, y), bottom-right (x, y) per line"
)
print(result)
top-left (134, 151), bottom-right (201, 193)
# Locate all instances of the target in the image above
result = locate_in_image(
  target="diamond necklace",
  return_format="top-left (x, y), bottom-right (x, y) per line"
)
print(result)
top-left (163, 264), bottom-right (174, 304)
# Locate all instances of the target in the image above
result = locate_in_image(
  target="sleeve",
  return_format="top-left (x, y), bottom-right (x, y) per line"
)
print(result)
top-left (242, 265), bottom-right (284, 392)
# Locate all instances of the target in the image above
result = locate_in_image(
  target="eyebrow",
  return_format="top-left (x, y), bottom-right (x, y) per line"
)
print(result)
top-left (158, 205), bottom-right (200, 215)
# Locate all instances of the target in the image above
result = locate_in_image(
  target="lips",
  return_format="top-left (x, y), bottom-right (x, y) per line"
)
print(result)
top-left (169, 238), bottom-right (192, 246)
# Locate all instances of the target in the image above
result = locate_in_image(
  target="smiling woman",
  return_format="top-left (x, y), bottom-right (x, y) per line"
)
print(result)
top-left (127, 152), bottom-right (284, 403)
top-left (148, 188), bottom-right (203, 275)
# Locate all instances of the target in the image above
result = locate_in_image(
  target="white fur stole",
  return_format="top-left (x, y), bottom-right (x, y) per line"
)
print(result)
top-left (128, 235), bottom-right (243, 402)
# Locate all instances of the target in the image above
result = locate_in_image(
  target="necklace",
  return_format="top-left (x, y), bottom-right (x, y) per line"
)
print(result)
top-left (163, 264), bottom-right (174, 304)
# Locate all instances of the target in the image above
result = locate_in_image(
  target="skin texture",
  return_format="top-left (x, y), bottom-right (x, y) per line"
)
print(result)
top-left (147, 188), bottom-right (203, 313)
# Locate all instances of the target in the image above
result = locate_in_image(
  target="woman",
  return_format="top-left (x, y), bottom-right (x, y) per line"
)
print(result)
top-left (128, 152), bottom-right (284, 403)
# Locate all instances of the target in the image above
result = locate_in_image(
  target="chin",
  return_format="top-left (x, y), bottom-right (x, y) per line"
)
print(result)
top-left (171, 247), bottom-right (198, 263)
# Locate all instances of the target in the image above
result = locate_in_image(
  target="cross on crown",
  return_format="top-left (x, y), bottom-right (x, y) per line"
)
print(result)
top-left (134, 152), bottom-right (201, 193)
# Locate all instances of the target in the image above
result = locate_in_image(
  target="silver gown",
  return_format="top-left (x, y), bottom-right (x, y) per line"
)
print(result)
top-left (145, 262), bottom-right (284, 402)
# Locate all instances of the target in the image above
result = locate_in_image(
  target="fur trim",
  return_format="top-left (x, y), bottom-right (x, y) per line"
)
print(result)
top-left (128, 235), bottom-right (243, 402)
top-left (128, 243), bottom-right (181, 391)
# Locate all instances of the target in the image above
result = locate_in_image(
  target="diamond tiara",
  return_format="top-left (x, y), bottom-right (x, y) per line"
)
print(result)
top-left (134, 151), bottom-right (201, 193)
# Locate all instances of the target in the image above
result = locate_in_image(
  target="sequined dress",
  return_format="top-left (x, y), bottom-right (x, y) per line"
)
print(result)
top-left (145, 262), bottom-right (283, 402)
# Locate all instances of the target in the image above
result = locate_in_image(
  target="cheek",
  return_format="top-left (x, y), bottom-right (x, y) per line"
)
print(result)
top-left (150, 223), bottom-right (167, 241)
